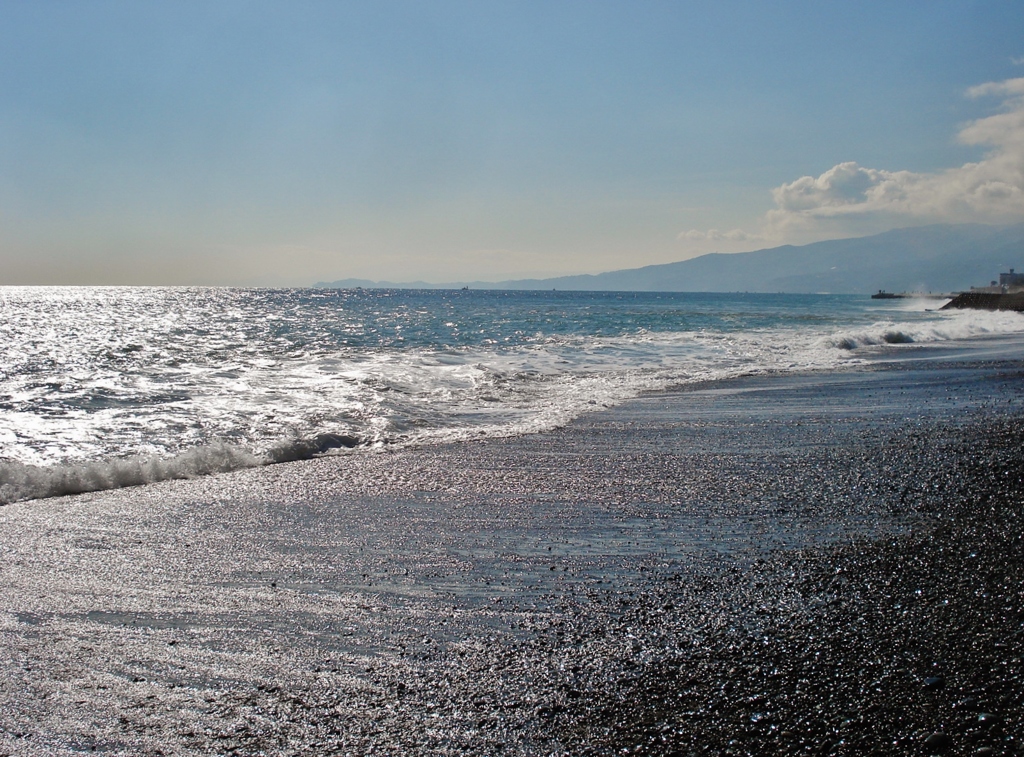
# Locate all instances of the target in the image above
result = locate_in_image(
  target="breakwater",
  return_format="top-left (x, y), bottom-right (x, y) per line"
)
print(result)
top-left (941, 291), bottom-right (1024, 312)
top-left (871, 291), bottom-right (951, 300)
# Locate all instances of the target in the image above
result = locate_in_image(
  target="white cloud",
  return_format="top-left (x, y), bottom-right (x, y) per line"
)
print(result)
top-left (759, 76), bottom-right (1024, 240)
top-left (966, 78), bottom-right (1024, 97)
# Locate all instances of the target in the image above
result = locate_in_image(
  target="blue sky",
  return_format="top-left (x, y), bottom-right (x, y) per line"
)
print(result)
top-left (1, 1), bottom-right (1023, 285)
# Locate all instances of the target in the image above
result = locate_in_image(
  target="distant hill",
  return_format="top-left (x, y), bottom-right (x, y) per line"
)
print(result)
top-left (315, 223), bottom-right (1024, 294)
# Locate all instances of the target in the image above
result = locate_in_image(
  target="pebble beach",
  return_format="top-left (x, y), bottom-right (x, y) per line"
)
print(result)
top-left (1, 349), bottom-right (1023, 756)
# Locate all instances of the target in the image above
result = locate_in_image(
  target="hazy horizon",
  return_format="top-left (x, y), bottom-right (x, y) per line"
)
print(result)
top-left (2, 2), bottom-right (1023, 286)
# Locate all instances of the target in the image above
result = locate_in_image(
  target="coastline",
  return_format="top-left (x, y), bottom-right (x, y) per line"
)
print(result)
top-left (1, 351), bottom-right (1023, 755)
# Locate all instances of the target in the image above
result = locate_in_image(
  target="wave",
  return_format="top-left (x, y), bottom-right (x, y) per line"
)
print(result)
top-left (3, 308), bottom-right (1023, 506)
top-left (821, 309), bottom-right (1024, 351)
top-left (0, 443), bottom-right (260, 505)
top-left (0, 433), bottom-right (365, 505)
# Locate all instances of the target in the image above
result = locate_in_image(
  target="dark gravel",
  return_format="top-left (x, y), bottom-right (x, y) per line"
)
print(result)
top-left (564, 416), bottom-right (1024, 756)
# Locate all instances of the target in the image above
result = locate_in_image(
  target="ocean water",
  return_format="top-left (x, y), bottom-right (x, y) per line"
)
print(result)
top-left (1, 286), bottom-right (1022, 504)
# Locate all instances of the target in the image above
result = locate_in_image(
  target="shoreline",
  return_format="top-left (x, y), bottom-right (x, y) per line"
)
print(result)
top-left (1, 354), bottom-right (1023, 754)
top-left (4, 327), bottom-right (1024, 510)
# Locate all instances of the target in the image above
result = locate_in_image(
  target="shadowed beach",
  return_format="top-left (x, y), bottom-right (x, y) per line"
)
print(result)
top-left (1, 348), bottom-right (1023, 755)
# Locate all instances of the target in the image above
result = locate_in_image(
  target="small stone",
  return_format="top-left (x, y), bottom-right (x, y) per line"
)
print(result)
top-left (923, 732), bottom-right (951, 754)
top-left (977, 712), bottom-right (1000, 727)
top-left (975, 748), bottom-right (995, 756)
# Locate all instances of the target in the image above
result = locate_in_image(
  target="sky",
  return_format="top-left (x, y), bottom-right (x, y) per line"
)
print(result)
top-left (1, 1), bottom-right (1023, 286)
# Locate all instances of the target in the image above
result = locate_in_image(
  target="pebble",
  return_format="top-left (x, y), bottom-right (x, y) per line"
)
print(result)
top-left (923, 732), bottom-right (951, 753)
top-left (977, 712), bottom-right (1000, 727)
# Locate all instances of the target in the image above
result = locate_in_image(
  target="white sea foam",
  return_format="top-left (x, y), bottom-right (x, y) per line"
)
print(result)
top-left (821, 309), bottom-right (1024, 350)
top-left (0, 443), bottom-right (262, 505)
top-left (2, 288), bottom-right (1023, 504)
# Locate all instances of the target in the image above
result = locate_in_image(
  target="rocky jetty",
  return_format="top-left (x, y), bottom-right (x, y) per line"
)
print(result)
top-left (941, 291), bottom-right (1024, 311)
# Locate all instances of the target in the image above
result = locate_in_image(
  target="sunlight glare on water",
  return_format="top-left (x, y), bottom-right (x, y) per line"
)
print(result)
top-left (0, 286), bottom-right (1021, 503)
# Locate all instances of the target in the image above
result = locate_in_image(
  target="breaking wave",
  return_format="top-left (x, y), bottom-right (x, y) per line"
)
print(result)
top-left (0, 443), bottom-right (263, 505)
top-left (0, 433), bottom-right (370, 505)
top-left (2, 288), bottom-right (1022, 505)
top-left (822, 309), bottom-right (1024, 350)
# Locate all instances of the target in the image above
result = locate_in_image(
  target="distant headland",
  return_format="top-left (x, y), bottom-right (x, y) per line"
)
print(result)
top-left (316, 223), bottom-right (1024, 295)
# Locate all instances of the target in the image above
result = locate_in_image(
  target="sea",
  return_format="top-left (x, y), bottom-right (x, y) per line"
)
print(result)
top-left (1, 286), bottom-right (1022, 505)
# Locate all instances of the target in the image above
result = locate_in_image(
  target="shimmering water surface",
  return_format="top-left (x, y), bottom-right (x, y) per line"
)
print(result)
top-left (1, 286), bottom-right (1022, 502)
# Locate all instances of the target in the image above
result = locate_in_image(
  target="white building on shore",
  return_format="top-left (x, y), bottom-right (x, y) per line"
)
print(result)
top-left (970, 269), bottom-right (1024, 294)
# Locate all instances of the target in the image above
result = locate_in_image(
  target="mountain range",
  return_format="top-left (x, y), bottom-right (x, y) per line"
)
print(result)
top-left (315, 223), bottom-right (1024, 294)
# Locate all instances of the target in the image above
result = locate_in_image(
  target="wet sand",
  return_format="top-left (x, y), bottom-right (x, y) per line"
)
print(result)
top-left (1, 349), bottom-right (1023, 755)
